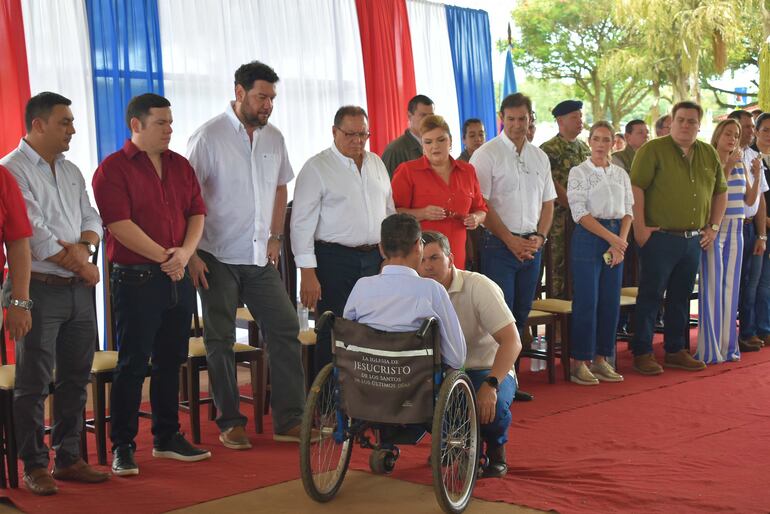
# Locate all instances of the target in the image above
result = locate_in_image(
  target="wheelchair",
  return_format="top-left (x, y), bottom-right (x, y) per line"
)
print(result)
top-left (299, 312), bottom-right (480, 514)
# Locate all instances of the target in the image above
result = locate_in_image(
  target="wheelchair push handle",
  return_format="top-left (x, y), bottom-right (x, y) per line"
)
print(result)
top-left (315, 311), bottom-right (336, 333)
top-left (416, 317), bottom-right (438, 339)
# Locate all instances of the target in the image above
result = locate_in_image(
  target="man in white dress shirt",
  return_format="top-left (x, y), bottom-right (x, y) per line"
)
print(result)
top-left (291, 105), bottom-right (395, 375)
top-left (187, 61), bottom-right (305, 449)
top-left (343, 214), bottom-right (466, 370)
top-left (1, 92), bottom-right (107, 494)
top-left (470, 93), bottom-right (556, 349)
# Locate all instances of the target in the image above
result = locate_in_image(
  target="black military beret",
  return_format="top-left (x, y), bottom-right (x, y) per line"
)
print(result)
top-left (551, 100), bottom-right (583, 117)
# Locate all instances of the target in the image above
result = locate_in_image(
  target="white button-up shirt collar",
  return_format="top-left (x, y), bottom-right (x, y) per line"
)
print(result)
top-left (343, 264), bottom-right (467, 369)
top-left (0, 139), bottom-right (103, 276)
top-left (290, 144), bottom-right (395, 268)
top-left (470, 131), bottom-right (557, 234)
top-left (567, 158), bottom-right (634, 223)
top-left (743, 146), bottom-right (769, 217)
top-left (187, 103), bottom-right (294, 266)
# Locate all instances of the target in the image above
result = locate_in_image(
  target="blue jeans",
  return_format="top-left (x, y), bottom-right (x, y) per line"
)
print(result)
top-left (465, 369), bottom-right (516, 447)
top-left (570, 221), bottom-right (623, 361)
top-left (110, 265), bottom-right (195, 449)
top-left (757, 248), bottom-right (770, 336)
top-left (631, 232), bottom-right (701, 355)
top-left (480, 231), bottom-right (542, 338)
top-left (739, 223), bottom-right (762, 339)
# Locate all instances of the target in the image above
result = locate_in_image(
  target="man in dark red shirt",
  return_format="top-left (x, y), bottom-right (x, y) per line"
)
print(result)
top-left (92, 93), bottom-right (208, 477)
top-left (0, 164), bottom-right (33, 340)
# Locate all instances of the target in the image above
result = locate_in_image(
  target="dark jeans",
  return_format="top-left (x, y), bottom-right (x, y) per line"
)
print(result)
top-left (570, 221), bottom-right (623, 361)
top-left (314, 242), bottom-right (382, 375)
top-left (479, 231), bottom-right (542, 339)
top-left (110, 265), bottom-right (195, 449)
top-left (739, 223), bottom-right (763, 339)
top-left (198, 251), bottom-right (305, 434)
top-left (465, 369), bottom-right (516, 448)
top-left (631, 232), bottom-right (700, 356)
top-left (4, 279), bottom-right (96, 472)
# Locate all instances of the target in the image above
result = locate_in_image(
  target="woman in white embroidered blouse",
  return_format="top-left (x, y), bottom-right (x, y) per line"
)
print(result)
top-left (566, 121), bottom-right (634, 385)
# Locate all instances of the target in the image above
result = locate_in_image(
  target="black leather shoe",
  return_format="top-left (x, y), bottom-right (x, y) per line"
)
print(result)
top-left (739, 340), bottom-right (761, 353)
top-left (481, 445), bottom-right (507, 478)
top-left (514, 390), bottom-right (533, 402)
top-left (112, 445), bottom-right (138, 476)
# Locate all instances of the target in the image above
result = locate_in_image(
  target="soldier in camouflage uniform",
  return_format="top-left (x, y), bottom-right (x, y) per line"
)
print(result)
top-left (540, 100), bottom-right (589, 299)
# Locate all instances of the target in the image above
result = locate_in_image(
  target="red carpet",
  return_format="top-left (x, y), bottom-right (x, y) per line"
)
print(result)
top-left (0, 414), bottom-right (296, 514)
top-left (349, 338), bottom-right (770, 513)
top-left (2, 336), bottom-right (770, 513)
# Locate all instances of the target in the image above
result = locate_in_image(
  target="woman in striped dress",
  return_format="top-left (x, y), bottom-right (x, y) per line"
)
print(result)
top-left (696, 119), bottom-right (761, 363)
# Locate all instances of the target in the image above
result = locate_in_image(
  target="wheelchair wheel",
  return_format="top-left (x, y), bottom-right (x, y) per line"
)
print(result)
top-left (431, 371), bottom-right (480, 514)
top-left (369, 448), bottom-right (398, 475)
top-left (300, 363), bottom-right (353, 502)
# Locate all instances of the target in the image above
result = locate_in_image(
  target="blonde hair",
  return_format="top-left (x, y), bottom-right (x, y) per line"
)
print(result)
top-left (588, 120), bottom-right (615, 139)
top-left (420, 115), bottom-right (451, 138)
top-left (710, 119), bottom-right (741, 149)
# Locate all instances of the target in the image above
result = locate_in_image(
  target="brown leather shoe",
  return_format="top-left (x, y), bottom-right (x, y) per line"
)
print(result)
top-left (23, 468), bottom-right (58, 495)
top-left (664, 350), bottom-right (707, 371)
top-left (220, 425), bottom-right (252, 450)
top-left (633, 353), bottom-right (663, 375)
top-left (739, 339), bottom-right (761, 353)
top-left (750, 335), bottom-right (766, 348)
top-left (52, 458), bottom-right (109, 483)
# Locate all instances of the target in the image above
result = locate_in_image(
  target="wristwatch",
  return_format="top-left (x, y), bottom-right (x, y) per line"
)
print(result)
top-left (484, 376), bottom-right (499, 391)
top-left (9, 298), bottom-right (33, 311)
top-left (759, 235), bottom-right (768, 241)
top-left (709, 224), bottom-right (720, 232)
top-left (534, 232), bottom-right (548, 244)
top-left (269, 234), bottom-right (284, 242)
top-left (79, 240), bottom-right (97, 256)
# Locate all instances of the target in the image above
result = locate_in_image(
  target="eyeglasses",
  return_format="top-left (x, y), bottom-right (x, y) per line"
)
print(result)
top-left (336, 128), bottom-right (371, 140)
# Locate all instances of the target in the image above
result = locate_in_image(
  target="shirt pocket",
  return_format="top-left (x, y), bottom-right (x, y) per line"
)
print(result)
top-left (259, 153), bottom-right (281, 189)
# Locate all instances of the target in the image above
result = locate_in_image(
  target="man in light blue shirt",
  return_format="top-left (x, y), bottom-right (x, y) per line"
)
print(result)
top-left (344, 214), bottom-right (466, 369)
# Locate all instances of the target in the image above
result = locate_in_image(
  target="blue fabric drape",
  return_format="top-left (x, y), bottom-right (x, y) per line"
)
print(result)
top-left (86, 0), bottom-right (164, 162)
top-left (445, 6), bottom-right (496, 140)
top-left (503, 49), bottom-right (517, 97)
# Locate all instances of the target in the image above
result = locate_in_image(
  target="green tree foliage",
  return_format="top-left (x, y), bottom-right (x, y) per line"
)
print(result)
top-left (509, 0), bottom-right (649, 124)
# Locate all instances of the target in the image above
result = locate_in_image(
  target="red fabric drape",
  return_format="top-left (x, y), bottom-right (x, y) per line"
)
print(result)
top-left (0, 0), bottom-right (31, 157)
top-left (355, 0), bottom-right (416, 156)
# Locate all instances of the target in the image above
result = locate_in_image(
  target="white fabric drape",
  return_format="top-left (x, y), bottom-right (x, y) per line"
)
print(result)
top-left (158, 0), bottom-right (368, 195)
top-left (406, 0), bottom-right (462, 157)
top-left (21, 0), bottom-right (98, 183)
top-left (21, 0), bottom-right (106, 349)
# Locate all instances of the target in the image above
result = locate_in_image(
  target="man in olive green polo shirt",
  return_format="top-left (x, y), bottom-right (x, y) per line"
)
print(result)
top-left (630, 101), bottom-right (727, 375)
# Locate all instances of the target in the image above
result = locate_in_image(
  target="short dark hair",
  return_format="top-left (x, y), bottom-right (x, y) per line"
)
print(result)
top-left (407, 94), bottom-right (434, 114)
top-left (421, 230), bottom-right (451, 256)
top-left (757, 112), bottom-right (770, 132)
top-left (25, 92), bottom-right (71, 132)
top-left (654, 114), bottom-right (671, 134)
top-left (333, 105), bottom-right (368, 127)
top-left (380, 214), bottom-right (421, 258)
top-left (499, 93), bottom-right (532, 117)
top-left (727, 109), bottom-right (753, 122)
top-left (462, 118), bottom-right (483, 138)
top-left (625, 119), bottom-right (646, 134)
top-left (125, 93), bottom-right (171, 131)
top-left (234, 61), bottom-right (279, 91)
top-left (671, 101), bottom-right (703, 121)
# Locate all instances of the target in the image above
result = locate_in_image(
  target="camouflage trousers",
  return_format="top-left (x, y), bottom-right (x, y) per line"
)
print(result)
top-left (546, 207), bottom-right (573, 299)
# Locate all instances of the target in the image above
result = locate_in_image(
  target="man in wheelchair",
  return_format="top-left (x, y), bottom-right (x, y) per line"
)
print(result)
top-left (420, 230), bottom-right (522, 478)
top-left (343, 213), bottom-right (467, 370)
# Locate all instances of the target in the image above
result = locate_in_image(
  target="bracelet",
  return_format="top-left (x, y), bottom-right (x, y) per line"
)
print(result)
top-left (269, 234), bottom-right (284, 242)
top-left (759, 235), bottom-right (768, 241)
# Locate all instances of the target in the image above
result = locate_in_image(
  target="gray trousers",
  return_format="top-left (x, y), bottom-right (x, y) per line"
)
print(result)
top-left (197, 251), bottom-right (305, 434)
top-left (4, 279), bottom-right (96, 472)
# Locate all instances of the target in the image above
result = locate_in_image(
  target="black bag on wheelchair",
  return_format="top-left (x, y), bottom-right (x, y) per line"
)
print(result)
top-left (332, 318), bottom-right (439, 425)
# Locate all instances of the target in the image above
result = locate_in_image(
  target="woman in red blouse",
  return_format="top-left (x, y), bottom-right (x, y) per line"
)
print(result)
top-left (391, 115), bottom-right (487, 269)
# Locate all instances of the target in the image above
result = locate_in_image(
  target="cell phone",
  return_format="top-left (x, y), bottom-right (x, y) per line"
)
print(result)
top-left (603, 251), bottom-right (613, 266)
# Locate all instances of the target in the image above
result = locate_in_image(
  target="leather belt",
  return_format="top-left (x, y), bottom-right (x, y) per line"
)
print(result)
top-left (744, 217), bottom-right (754, 224)
top-left (316, 241), bottom-right (379, 253)
top-left (658, 229), bottom-right (700, 238)
top-left (30, 272), bottom-right (82, 286)
top-left (113, 263), bottom-right (161, 272)
top-left (510, 232), bottom-right (537, 239)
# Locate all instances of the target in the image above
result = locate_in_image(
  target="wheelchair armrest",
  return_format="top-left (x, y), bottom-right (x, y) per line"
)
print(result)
top-left (416, 317), bottom-right (438, 339)
top-left (315, 311), bottom-right (336, 333)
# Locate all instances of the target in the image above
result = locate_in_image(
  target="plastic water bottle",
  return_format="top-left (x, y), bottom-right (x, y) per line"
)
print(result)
top-left (529, 343), bottom-right (540, 372)
top-left (538, 337), bottom-right (548, 371)
top-left (297, 301), bottom-right (309, 331)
